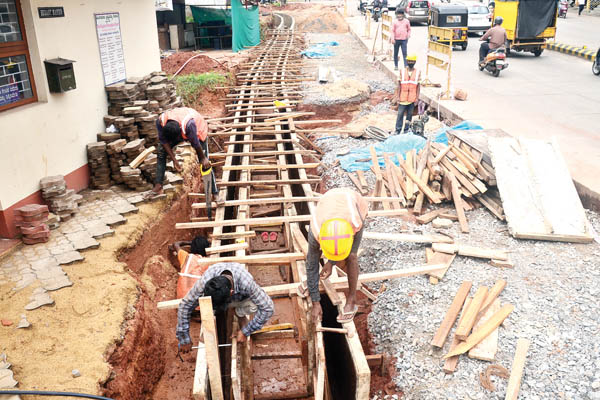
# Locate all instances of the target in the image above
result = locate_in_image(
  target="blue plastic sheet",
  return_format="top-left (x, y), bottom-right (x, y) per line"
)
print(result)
top-left (338, 121), bottom-right (483, 172)
top-left (301, 41), bottom-right (339, 59)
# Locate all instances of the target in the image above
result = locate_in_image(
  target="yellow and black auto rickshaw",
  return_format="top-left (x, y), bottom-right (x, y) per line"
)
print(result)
top-left (493, 0), bottom-right (557, 56)
top-left (428, 4), bottom-right (469, 51)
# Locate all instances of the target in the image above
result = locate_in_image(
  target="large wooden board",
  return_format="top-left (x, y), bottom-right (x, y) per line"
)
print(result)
top-left (488, 137), bottom-right (593, 243)
top-left (505, 338), bottom-right (531, 400)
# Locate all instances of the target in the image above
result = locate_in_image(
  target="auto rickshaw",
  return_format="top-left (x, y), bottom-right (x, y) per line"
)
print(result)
top-left (493, 0), bottom-right (557, 56)
top-left (428, 5), bottom-right (469, 50)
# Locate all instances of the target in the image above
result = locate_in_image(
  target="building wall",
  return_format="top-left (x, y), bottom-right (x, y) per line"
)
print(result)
top-left (0, 0), bottom-right (161, 237)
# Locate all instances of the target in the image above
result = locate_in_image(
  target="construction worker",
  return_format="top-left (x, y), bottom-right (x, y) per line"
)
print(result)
top-left (393, 54), bottom-right (420, 134)
top-left (305, 188), bottom-right (369, 323)
top-left (147, 107), bottom-right (217, 198)
top-left (177, 262), bottom-right (274, 352)
top-left (169, 235), bottom-right (210, 300)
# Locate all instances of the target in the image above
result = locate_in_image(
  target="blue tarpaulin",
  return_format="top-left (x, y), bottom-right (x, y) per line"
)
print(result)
top-left (338, 121), bottom-right (483, 172)
top-left (301, 41), bottom-right (339, 58)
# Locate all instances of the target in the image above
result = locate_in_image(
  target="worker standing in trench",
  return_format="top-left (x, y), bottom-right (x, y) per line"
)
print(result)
top-left (146, 107), bottom-right (218, 199)
top-left (177, 262), bottom-right (274, 352)
top-left (303, 188), bottom-right (369, 323)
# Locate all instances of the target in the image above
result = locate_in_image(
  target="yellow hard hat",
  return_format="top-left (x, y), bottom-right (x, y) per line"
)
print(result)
top-left (406, 54), bottom-right (417, 61)
top-left (319, 218), bottom-right (354, 261)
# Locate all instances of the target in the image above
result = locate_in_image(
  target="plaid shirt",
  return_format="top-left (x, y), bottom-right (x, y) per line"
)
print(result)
top-left (176, 262), bottom-right (274, 345)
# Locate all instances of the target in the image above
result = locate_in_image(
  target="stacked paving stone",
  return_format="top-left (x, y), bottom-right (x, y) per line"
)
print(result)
top-left (139, 153), bottom-right (159, 183)
top-left (106, 139), bottom-right (127, 184)
top-left (15, 204), bottom-right (50, 244)
top-left (119, 166), bottom-right (150, 191)
top-left (46, 213), bottom-right (60, 230)
top-left (96, 132), bottom-right (121, 143)
top-left (114, 117), bottom-right (139, 141)
top-left (105, 82), bottom-right (140, 115)
top-left (40, 175), bottom-right (80, 222)
top-left (87, 142), bottom-right (111, 189)
top-left (122, 138), bottom-right (146, 163)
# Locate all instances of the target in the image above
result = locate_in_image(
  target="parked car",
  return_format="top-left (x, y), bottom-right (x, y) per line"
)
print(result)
top-left (393, 0), bottom-right (431, 23)
top-left (457, 1), bottom-right (491, 34)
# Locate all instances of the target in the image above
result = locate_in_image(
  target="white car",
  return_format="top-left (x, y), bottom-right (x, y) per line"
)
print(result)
top-left (458, 2), bottom-right (491, 34)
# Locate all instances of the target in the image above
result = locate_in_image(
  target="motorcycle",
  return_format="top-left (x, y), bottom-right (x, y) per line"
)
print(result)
top-left (558, 0), bottom-right (568, 18)
top-left (479, 48), bottom-right (508, 77)
top-left (358, 0), bottom-right (368, 15)
top-left (593, 48), bottom-right (600, 76)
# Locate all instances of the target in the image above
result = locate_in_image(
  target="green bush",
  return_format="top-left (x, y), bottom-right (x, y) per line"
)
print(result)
top-left (175, 72), bottom-right (228, 107)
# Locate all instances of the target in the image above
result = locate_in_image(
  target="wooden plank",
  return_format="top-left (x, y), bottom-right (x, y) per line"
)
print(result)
top-left (230, 318), bottom-right (242, 400)
top-left (432, 243), bottom-right (509, 261)
top-left (198, 297), bottom-right (224, 400)
top-left (322, 278), bottom-right (342, 305)
top-left (504, 338), bottom-right (531, 400)
top-left (177, 215), bottom-right (312, 229)
top-left (177, 252), bottom-right (304, 266)
top-left (209, 231), bottom-right (256, 240)
top-left (476, 194), bottom-right (505, 221)
top-left (455, 286), bottom-right (488, 341)
top-left (383, 154), bottom-right (406, 206)
top-left (251, 351), bottom-right (303, 360)
top-left (448, 172), bottom-right (469, 233)
top-left (356, 170), bottom-right (368, 191)
top-left (222, 163), bottom-right (320, 171)
top-left (442, 297), bottom-right (472, 374)
top-left (129, 146), bottom-right (155, 169)
top-left (413, 169), bottom-right (429, 214)
top-left (426, 251), bottom-right (456, 280)
top-left (316, 326), bottom-right (326, 400)
top-left (157, 264), bottom-right (447, 309)
top-left (468, 299), bottom-right (500, 361)
top-left (404, 151), bottom-right (414, 200)
top-left (211, 150), bottom-right (315, 158)
top-left (432, 143), bottom-right (453, 165)
top-left (478, 279), bottom-right (507, 317)
top-left (431, 281), bottom-right (472, 348)
top-left (490, 258), bottom-right (514, 268)
top-left (400, 160), bottom-right (442, 204)
top-left (363, 231), bottom-right (454, 244)
top-left (204, 242), bottom-right (249, 255)
top-left (444, 304), bottom-right (514, 358)
top-left (348, 172), bottom-right (367, 195)
top-left (192, 327), bottom-right (207, 399)
top-left (415, 208), bottom-right (451, 224)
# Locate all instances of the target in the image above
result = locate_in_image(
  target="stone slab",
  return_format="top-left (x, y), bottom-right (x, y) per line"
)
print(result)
top-left (55, 251), bottom-right (84, 265)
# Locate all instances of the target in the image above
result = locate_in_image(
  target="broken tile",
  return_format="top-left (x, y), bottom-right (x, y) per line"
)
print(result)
top-left (0, 368), bottom-right (18, 388)
top-left (25, 291), bottom-right (54, 310)
top-left (55, 251), bottom-right (84, 265)
top-left (1, 320), bottom-right (12, 327)
top-left (16, 315), bottom-right (30, 329)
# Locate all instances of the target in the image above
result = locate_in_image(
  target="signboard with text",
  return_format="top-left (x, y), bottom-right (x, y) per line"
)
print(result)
top-left (0, 84), bottom-right (20, 106)
top-left (94, 12), bottom-right (126, 86)
top-left (155, 0), bottom-right (174, 11)
top-left (38, 7), bottom-right (65, 18)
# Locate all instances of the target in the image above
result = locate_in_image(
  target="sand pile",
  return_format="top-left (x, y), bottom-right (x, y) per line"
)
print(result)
top-left (322, 78), bottom-right (371, 103)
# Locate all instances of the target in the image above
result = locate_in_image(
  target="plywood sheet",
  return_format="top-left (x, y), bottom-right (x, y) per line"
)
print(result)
top-left (489, 137), bottom-right (593, 243)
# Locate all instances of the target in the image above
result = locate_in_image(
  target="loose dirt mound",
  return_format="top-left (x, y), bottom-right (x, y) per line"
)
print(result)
top-left (283, 4), bottom-right (349, 33)
top-left (323, 78), bottom-right (371, 103)
top-left (161, 53), bottom-right (226, 75)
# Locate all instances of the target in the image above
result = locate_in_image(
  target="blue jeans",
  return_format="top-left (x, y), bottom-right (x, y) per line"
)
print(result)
top-left (394, 39), bottom-right (408, 68)
top-left (395, 103), bottom-right (415, 133)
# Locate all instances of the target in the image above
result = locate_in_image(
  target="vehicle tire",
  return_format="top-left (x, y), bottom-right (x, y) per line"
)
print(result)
top-left (533, 48), bottom-right (543, 57)
top-left (479, 65), bottom-right (485, 71)
top-left (505, 41), bottom-right (511, 57)
top-left (493, 69), bottom-right (500, 77)
top-left (461, 42), bottom-right (468, 51)
top-left (593, 60), bottom-right (600, 76)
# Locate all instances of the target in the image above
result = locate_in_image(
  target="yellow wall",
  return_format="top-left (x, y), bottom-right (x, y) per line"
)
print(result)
top-left (0, 0), bottom-right (161, 209)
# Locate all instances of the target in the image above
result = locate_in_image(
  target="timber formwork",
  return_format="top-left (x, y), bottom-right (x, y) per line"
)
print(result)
top-left (176, 29), bottom-right (370, 400)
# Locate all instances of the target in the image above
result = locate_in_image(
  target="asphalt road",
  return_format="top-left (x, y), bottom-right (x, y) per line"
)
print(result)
top-left (345, 6), bottom-right (600, 199)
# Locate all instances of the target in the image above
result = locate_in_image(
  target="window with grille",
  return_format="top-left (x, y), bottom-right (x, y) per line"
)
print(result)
top-left (0, 0), bottom-right (37, 111)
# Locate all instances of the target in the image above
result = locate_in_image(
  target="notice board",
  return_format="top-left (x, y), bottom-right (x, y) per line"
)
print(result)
top-left (95, 12), bottom-right (126, 86)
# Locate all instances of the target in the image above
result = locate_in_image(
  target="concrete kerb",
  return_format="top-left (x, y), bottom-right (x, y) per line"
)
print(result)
top-left (544, 41), bottom-right (597, 61)
top-left (340, 9), bottom-right (600, 211)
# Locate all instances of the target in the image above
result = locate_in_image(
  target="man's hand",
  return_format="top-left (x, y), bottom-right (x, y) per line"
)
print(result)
top-left (201, 157), bottom-right (211, 171)
top-left (311, 301), bottom-right (323, 322)
top-left (235, 330), bottom-right (247, 344)
top-left (173, 160), bottom-right (183, 172)
top-left (179, 342), bottom-right (192, 353)
top-left (319, 261), bottom-right (333, 280)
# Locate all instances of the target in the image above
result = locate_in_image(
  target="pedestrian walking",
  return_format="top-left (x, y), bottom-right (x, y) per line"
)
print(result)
top-left (390, 8), bottom-right (411, 70)
top-left (578, 0), bottom-right (586, 15)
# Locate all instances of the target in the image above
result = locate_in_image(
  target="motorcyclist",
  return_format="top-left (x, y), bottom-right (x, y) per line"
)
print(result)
top-left (479, 16), bottom-right (507, 65)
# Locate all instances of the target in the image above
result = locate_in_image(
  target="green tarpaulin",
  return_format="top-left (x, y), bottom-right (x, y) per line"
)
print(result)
top-left (190, 5), bottom-right (231, 25)
top-left (231, 0), bottom-right (260, 52)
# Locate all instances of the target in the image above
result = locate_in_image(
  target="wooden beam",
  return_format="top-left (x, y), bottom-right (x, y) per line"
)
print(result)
top-left (478, 279), bottom-right (507, 318)
top-left (205, 242), bottom-right (249, 255)
top-left (177, 215), bottom-right (312, 229)
top-left (198, 297), bottom-right (224, 400)
top-left (431, 281), bottom-right (472, 348)
top-left (427, 250), bottom-right (456, 281)
top-left (362, 231), bottom-right (453, 244)
top-left (179, 252), bottom-right (304, 266)
top-left (415, 208), bottom-right (452, 224)
top-left (129, 146), bottom-right (155, 169)
top-left (322, 278), bottom-right (342, 305)
top-left (432, 243), bottom-right (509, 261)
top-left (504, 338), bottom-right (531, 400)
top-left (208, 231), bottom-right (256, 240)
top-left (157, 264), bottom-right (446, 310)
top-left (443, 297), bottom-right (472, 374)
top-left (448, 172), bottom-right (469, 233)
top-left (444, 304), bottom-right (514, 358)
top-left (455, 286), bottom-right (488, 341)
top-left (400, 160), bottom-right (442, 204)
top-left (211, 150), bottom-right (315, 158)
top-left (192, 327), bottom-right (207, 399)
top-left (222, 163), bottom-right (320, 171)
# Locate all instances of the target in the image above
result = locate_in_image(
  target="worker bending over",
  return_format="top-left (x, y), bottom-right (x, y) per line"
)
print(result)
top-left (393, 54), bottom-right (421, 135)
top-left (169, 235), bottom-right (210, 300)
top-left (148, 106), bottom-right (218, 198)
top-left (177, 262), bottom-right (274, 352)
top-left (306, 188), bottom-right (369, 323)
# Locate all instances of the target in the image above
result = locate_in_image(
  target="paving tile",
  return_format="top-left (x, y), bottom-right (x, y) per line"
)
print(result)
top-left (30, 257), bottom-right (58, 271)
top-left (55, 251), bottom-right (84, 265)
top-left (42, 275), bottom-right (73, 291)
top-left (84, 222), bottom-right (114, 239)
top-left (34, 266), bottom-right (66, 281)
top-left (66, 232), bottom-right (100, 251)
top-left (13, 273), bottom-right (36, 291)
top-left (49, 243), bottom-right (76, 256)
top-left (102, 214), bottom-right (127, 227)
top-left (25, 290), bottom-right (54, 310)
top-left (114, 202), bottom-right (138, 215)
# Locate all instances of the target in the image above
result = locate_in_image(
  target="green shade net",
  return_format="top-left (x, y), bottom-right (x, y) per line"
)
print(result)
top-left (231, 0), bottom-right (260, 52)
top-left (190, 5), bottom-right (232, 25)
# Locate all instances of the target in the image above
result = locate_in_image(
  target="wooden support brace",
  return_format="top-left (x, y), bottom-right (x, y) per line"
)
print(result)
top-left (431, 281), bottom-right (472, 348)
top-left (198, 297), bottom-right (224, 400)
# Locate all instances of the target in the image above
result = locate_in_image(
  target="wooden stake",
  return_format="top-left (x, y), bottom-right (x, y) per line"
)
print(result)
top-left (431, 281), bottom-right (472, 348)
top-left (198, 297), bottom-right (224, 400)
top-left (443, 297), bottom-right (472, 374)
top-left (504, 338), bottom-right (531, 400)
top-left (455, 286), bottom-right (489, 341)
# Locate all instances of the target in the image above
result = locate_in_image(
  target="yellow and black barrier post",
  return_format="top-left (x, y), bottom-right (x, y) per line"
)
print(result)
top-left (381, 13), bottom-right (393, 56)
top-left (423, 26), bottom-right (454, 99)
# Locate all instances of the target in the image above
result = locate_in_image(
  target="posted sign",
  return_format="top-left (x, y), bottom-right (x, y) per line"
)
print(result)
top-left (94, 13), bottom-right (126, 86)
top-left (0, 84), bottom-right (20, 106)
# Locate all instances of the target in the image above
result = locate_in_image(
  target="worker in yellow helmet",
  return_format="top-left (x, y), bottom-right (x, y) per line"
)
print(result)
top-left (393, 53), bottom-right (421, 135)
top-left (304, 188), bottom-right (369, 323)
